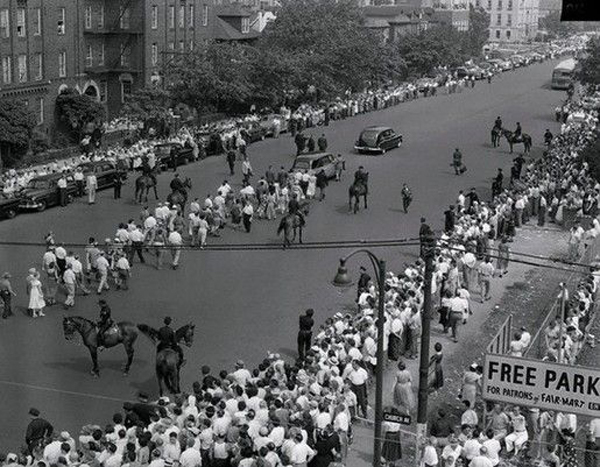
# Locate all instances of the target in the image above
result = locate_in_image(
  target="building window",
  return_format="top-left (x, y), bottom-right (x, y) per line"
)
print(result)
top-left (86, 45), bottom-right (93, 67)
top-left (203, 5), bottom-right (208, 26)
top-left (99, 43), bottom-right (104, 65)
top-left (18, 55), bottom-right (27, 82)
top-left (16, 8), bottom-right (26, 37)
top-left (241, 17), bottom-right (249, 33)
top-left (33, 8), bottom-right (41, 35)
top-left (99, 80), bottom-right (107, 102)
top-left (495, 29), bottom-right (500, 39)
top-left (168, 41), bottom-right (175, 50)
top-left (189, 5), bottom-right (194, 27)
top-left (120, 7), bottom-right (130, 29)
top-left (58, 8), bottom-right (65, 35)
top-left (179, 40), bottom-right (184, 51)
top-left (498, 0), bottom-right (502, 9)
top-left (99, 6), bottom-right (104, 28)
top-left (475, 0), bottom-right (480, 6)
top-left (506, 30), bottom-right (511, 38)
top-left (152, 5), bottom-right (158, 29)
top-left (33, 53), bottom-right (42, 80)
top-left (179, 5), bottom-right (185, 28)
top-left (38, 98), bottom-right (44, 124)
top-left (58, 51), bottom-right (66, 77)
top-left (169, 5), bottom-right (175, 28)
top-left (496, 13), bottom-right (501, 25)
top-left (121, 80), bottom-right (132, 104)
top-left (151, 43), bottom-right (158, 66)
top-left (2, 56), bottom-right (12, 83)
top-left (189, 39), bottom-right (194, 51)
top-left (85, 6), bottom-right (92, 29)
top-left (507, 13), bottom-right (512, 25)
top-left (120, 43), bottom-right (130, 67)
top-left (508, 0), bottom-right (513, 9)
top-left (486, 0), bottom-right (491, 8)
top-left (0, 9), bottom-right (10, 38)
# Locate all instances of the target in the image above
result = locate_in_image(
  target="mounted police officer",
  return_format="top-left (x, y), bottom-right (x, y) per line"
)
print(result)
top-left (494, 116), bottom-right (503, 130)
top-left (514, 122), bottom-right (522, 140)
top-left (97, 299), bottom-right (113, 351)
top-left (169, 173), bottom-right (185, 194)
top-left (158, 316), bottom-right (185, 367)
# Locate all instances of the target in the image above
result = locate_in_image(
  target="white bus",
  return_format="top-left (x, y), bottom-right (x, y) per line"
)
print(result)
top-left (551, 58), bottom-right (576, 90)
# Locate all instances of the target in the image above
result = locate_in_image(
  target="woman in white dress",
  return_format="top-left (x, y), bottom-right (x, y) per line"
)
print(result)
top-left (307, 174), bottom-right (317, 199)
top-left (29, 272), bottom-right (46, 318)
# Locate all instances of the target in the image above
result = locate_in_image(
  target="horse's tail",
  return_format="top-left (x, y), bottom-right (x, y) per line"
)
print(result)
top-left (137, 324), bottom-right (158, 344)
top-left (277, 217), bottom-right (285, 236)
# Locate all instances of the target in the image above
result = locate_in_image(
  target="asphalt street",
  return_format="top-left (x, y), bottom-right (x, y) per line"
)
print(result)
top-left (0, 59), bottom-right (565, 449)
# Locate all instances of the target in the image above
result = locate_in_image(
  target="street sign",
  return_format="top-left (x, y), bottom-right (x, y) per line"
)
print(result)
top-left (383, 412), bottom-right (412, 425)
top-left (482, 354), bottom-right (600, 417)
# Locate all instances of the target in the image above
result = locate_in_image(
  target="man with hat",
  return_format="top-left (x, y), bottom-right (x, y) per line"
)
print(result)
top-left (25, 408), bottom-right (54, 454)
top-left (158, 317), bottom-right (185, 367)
top-left (357, 266), bottom-right (371, 301)
top-left (297, 309), bottom-right (315, 361)
top-left (96, 300), bottom-right (113, 351)
top-left (0, 271), bottom-right (16, 318)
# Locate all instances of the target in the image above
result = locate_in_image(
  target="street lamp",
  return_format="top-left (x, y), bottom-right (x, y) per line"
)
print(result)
top-left (332, 249), bottom-right (386, 467)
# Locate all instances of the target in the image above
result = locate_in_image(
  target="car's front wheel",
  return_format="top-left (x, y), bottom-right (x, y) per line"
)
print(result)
top-left (5, 208), bottom-right (16, 219)
top-left (36, 200), bottom-right (47, 212)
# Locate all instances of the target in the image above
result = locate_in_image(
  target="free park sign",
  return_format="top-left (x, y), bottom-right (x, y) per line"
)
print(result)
top-left (482, 354), bottom-right (600, 417)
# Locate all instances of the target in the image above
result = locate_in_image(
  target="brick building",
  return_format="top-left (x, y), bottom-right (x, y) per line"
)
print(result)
top-left (0, 0), bottom-right (260, 135)
top-left (472, 0), bottom-right (539, 42)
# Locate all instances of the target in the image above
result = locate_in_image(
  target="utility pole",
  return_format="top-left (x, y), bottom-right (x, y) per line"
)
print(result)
top-left (373, 258), bottom-right (386, 467)
top-left (416, 234), bottom-right (435, 458)
top-left (557, 283), bottom-right (567, 364)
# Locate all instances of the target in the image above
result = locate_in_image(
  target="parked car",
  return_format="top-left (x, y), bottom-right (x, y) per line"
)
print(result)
top-left (466, 65), bottom-right (485, 79)
top-left (291, 152), bottom-right (344, 179)
top-left (154, 142), bottom-right (194, 169)
top-left (19, 173), bottom-right (78, 212)
top-left (0, 194), bottom-right (22, 219)
top-left (258, 114), bottom-right (288, 136)
top-left (78, 161), bottom-right (122, 190)
top-left (196, 131), bottom-right (224, 156)
top-left (354, 126), bottom-right (403, 154)
top-left (240, 122), bottom-right (267, 143)
top-left (499, 60), bottom-right (513, 71)
top-left (454, 67), bottom-right (469, 79)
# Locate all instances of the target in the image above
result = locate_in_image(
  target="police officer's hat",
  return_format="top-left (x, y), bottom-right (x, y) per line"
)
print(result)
top-left (164, 316), bottom-right (172, 325)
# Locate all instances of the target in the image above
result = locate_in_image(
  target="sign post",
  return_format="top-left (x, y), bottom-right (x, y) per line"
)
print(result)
top-left (482, 354), bottom-right (600, 417)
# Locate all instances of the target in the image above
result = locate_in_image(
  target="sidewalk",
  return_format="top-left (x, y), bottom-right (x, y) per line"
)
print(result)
top-left (346, 223), bottom-right (571, 467)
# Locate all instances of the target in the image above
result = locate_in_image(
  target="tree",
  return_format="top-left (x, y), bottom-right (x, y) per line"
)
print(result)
top-left (0, 99), bottom-right (37, 167)
top-left (121, 86), bottom-right (172, 123)
top-left (55, 89), bottom-right (106, 141)
top-left (538, 11), bottom-right (576, 38)
top-left (576, 36), bottom-right (600, 87)
top-left (465, 5), bottom-right (490, 57)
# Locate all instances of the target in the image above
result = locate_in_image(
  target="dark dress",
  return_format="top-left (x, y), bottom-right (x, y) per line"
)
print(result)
top-left (309, 433), bottom-right (340, 467)
top-left (428, 352), bottom-right (444, 390)
top-left (382, 425), bottom-right (402, 462)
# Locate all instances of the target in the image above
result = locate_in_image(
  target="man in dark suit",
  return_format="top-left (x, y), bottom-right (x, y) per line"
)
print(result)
top-left (357, 266), bottom-right (371, 300)
top-left (158, 317), bottom-right (184, 367)
top-left (25, 408), bottom-right (53, 454)
top-left (297, 309), bottom-right (314, 361)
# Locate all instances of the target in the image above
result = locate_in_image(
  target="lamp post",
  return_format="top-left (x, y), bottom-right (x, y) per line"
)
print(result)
top-left (332, 249), bottom-right (386, 467)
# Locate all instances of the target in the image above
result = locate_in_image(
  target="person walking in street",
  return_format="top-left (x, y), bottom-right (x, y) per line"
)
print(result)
top-left (295, 132), bottom-right (306, 156)
top-left (242, 156), bottom-right (253, 184)
top-left (452, 148), bottom-right (465, 175)
top-left (96, 251), bottom-right (110, 294)
top-left (429, 342), bottom-right (444, 392)
top-left (297, 308), bottom-right (314, 361)
top-left (401, 183), bottom-right (412, 213)
top-left (316, 170), bottom-right (328, 201)
top-left (112, 171), bottom-right (123, 199)
top-left (242, 200), bottom-right (254, 233)
top-left (57, 173), bottom-right (68, 207)
top-left (317, 134), bottom-right (328, 151)
top-left (226, 150), bottom-right (236, 176)
top-left (393, 361), bottom-right (415, 415)
top-left (0, 272), bottom-right (16, 318)
top-left (168, 229), bottom-right (183, 270)
top-left (62, 263), bottom-right (77, 308)
top-left (115, 252), bottom-right (131, 290)
top-left (477, 257), bottom-right (494, 302)
top-left (28, 271), bottom-right (46, 318)
top-left (497, 237), bottom-right (510, 277)
top-left (86, 172), bottom-right (98, 204)
top-left (153, 228), bottom-right (167, 270)
top-left (74, 167), bottom-right (85, 197)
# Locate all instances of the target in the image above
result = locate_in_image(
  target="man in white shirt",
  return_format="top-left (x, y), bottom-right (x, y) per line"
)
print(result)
top-left (179, 439), bottom-right (201, 467)
top-left (231, 360), bottom-right (252, 386)
top-left (96, 252), bottom-right (110, 294)
top-left (86, 173), bottom-right (98, 204)
top-left (168, 230), bottom-right (183, 269)
top-left (115, 254), bottom-right (131, 290)
top-left (290, 432), bottom-right (315, 466)
top-left (470, 446), bottom-right (493, 467)
top-left (347, 360), bottom-right (369, 418)
top-left (63, 264), bottom-right (77, 308)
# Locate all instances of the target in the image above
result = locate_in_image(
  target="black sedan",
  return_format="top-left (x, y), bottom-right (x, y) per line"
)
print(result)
top-left (0, 194), bottom-right (22, 219)
top-left (240, 122), bottom-right (267, 144)
top-left (155, 142), bottom-right (195, 169)
top-left (354, 126), bottom-right (403, 154)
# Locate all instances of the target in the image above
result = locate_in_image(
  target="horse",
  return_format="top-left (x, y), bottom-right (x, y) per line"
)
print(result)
top-left (166, 177), bottom-right (193, 213)
top-left (491, 126), bottom-right (502, 148)
top-left (137, 323), bottom-right (195, 396)
top-left (277, 203), bottom-right (309, 248)
top-left (349, 174), bottom-right (369, 214)
top-left (501, 129), bottom-right (532, 155)
top-left (62, 316), bottom-right (139, 377)
top-left (135, 174), bottom-right (159, 203)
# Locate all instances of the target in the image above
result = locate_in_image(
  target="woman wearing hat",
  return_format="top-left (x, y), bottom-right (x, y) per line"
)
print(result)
top-left (28, 271), bottom-right (46, 318)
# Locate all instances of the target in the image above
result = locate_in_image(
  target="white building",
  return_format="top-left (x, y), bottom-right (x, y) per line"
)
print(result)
top-left (472, 0), bottom-right (539, 43)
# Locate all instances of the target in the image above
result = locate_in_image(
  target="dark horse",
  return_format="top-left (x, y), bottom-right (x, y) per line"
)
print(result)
top-left (135, 174), bottom-right (159, 203)
top-left (62, 316), bottom-right (139, 377)
top-left (491, 126), bottom-right (502, 148)
top-left (277, 202), bottom-right (309, 248)
top-left (349, 173), bottom-right (369, 214)
top-left (137, 323), bottom-right (195, 396)
top-left (166, 177), bottom-right (193, 213)
top-left (501, 129), bottom-right (532, 155)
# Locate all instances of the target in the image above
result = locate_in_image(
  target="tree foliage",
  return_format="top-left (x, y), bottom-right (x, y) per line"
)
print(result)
top-left (121, 86), bottom-right (172, 122)
top-left (466, 6), bottom-right (490, 57)
top-left (55, 89), bottom-right (105, 140)
top-left (576, 36), bottom-right (600, 88)
top-left (0, 99), bottom-right (37, 166)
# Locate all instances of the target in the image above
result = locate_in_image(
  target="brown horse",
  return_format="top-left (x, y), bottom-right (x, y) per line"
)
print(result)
top-left (166, 177), bottom-right (193, 213)
top-left (501, 129), bottom-right (532, 154)
top-left (63, 316), bottom-right (139, 377)
top-left (349, 173), bottom-right (369, 214)
top-left (135, 174), bottom-right (159, 203)
top-left (491, 126), bottom-right (502, 147)
top-left (277, 203), bottom-right (309, 248)
top-left (137, 323), bottom-right (195, 396)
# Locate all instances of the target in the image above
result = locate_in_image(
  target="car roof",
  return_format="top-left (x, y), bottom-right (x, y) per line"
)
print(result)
top-left (295, 152), bottom-right (333, 162)
top-left (30, 173), bottom-right (63, 181)
top-left (361, 126), bottom-right (391, 132)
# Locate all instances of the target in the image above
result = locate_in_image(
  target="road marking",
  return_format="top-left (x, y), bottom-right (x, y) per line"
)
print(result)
top-left (0, 379), bottom-right (124, 402)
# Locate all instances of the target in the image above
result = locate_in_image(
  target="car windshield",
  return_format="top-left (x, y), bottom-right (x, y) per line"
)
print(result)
top-left (360, 130), bottom-right (380, 145)
top-left (27, 180), bottom-right (49, 190)
top-left (294, 160), bottom-right (311, 170)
